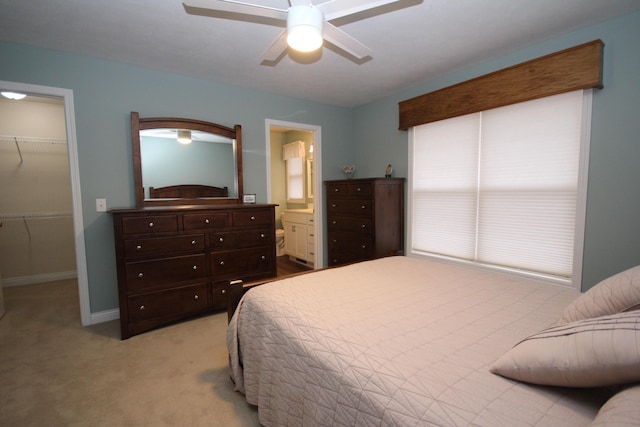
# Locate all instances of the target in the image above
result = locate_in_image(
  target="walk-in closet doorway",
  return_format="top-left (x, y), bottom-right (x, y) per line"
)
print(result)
top-left (0, 80), bottom-right (89, 326)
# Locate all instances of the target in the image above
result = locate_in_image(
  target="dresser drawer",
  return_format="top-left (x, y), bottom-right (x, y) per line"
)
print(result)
top-left (328, 215), bottom-right (373, 233)
top-left (125, 254), bottom-right (206, 291)
top-left (123, 234), bottom-right (205, 258)
top-left (127, 283), bottom-right (209, 323)
top-left (210, 229), bottom-right (273, 251)
top-left (210, 248), bottom-right (273, 281)
top-left (326, 181), bottom-right (373, 196)
top-left (232, 209), bottom-right (273, 227)
top-left (327, 198), bottom-right (372, 215)
top-left (328, 231), bottom-right (373, 255)
top-left (121, 215), bottom-right (178, 235)
top-left (183, 212), bottom-right (229, 230)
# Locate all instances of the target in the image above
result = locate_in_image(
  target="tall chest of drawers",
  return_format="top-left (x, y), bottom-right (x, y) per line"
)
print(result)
top-left (325, 178), bottom-right (405, 266)
top-left (111, 205), bottom-right (276, 339)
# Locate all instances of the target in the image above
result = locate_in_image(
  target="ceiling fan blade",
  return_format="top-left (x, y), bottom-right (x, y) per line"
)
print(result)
top-left (183, 0), bottom-right (288, 21)
top-left (322, 22), bottom-right (372, 59)
top-left (317, 0), bottom-right (403, 21)
top-left (260, 30), bottom-right (289, 63)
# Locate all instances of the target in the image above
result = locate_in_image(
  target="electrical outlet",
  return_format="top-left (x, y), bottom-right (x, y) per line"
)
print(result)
top-left (96, 198), bottom-right (107, 212)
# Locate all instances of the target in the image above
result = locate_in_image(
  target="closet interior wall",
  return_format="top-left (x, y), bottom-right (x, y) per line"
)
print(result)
top-left (0, 97), bottom-right (76, 286)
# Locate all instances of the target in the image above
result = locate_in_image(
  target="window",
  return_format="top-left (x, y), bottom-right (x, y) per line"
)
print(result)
top-left (409, 90), bottom-right (591, 287)
top-left (286, 157), bottom-right (304, 202)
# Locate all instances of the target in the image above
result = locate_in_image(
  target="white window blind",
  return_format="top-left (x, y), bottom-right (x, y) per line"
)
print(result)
top-left (411, 90), bottom-right (588, 280)
top-left (286, 157), bottom-right (304, 202)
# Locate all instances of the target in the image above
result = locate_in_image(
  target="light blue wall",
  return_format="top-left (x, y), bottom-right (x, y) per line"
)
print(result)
top-left (353, 10), bottom-right (640, 291)
top-left (0, 42), bottom-right (354, 313)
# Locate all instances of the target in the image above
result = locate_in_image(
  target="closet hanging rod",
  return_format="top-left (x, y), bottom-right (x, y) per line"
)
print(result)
top-left (0, 135), bottom-right (67, 145)
top-left (0, 211), bottom-right (73, 220)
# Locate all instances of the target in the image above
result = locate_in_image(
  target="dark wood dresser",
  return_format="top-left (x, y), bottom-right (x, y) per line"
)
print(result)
top-left (111, 204), bottom-right (276, 339)
top-left (325, 178), bottom-right (405, 266)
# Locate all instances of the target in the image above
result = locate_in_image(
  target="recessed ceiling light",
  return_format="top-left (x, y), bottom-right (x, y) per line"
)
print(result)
top-left (1, 91), bottom-right (27, 100)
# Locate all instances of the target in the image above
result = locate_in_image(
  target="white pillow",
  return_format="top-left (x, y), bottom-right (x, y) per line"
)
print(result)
top-left (590, 385), bottom-right (640, 426)
top-left (490, 311), bottom-right (640, 387)
top-left (557, 265), bottom-right (640, 325)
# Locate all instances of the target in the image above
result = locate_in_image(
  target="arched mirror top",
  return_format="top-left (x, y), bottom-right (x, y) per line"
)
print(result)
top-left (131, 112), bottom-right (243, 207)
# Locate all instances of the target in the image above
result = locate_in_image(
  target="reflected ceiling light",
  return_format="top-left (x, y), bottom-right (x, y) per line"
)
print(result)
top-left (1, 91), bottom-right (27, 100)
top-left (287, 5), bottom-right (323, 53)
top-left (177, 129), bottom-right (192, 144)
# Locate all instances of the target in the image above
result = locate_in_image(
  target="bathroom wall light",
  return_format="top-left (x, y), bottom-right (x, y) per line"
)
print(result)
top-left (1, 91), bottom-right (27, 100)
top-left (287, 5), bottom-right (323, 53)
top-left (177, 129), bottom-right (192, 144)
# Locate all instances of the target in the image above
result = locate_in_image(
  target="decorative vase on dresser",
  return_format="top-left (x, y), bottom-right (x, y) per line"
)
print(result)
top-left (111, 204), bottom-right (276, 339)
top-left (325, 178), bottom-right (405, 266)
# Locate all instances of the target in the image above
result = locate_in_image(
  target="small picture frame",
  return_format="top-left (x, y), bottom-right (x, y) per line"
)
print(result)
top-left (243, 194), bottom-right (256, 204)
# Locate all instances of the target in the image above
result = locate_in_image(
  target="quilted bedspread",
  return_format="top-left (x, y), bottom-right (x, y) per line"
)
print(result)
top-left (227, 256), bottom-right (613, 426)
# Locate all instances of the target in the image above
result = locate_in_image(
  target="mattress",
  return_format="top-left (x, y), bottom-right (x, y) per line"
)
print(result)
top-left (227, 256), bottom-right (614, 426)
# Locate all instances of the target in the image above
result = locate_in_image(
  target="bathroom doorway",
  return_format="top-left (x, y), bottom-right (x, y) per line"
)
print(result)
top-left (266, 119), bottom-right (323, 270)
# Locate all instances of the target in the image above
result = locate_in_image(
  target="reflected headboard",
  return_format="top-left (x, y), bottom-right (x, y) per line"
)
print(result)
top-left (148, 184), bottom-right (229, 199)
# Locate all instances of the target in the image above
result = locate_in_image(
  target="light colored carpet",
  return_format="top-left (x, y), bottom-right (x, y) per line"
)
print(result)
top-left (0, 279), bottom-right (260, 426)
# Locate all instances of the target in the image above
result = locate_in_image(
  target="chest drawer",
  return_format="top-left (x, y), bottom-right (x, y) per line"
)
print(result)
top-left (210, 247), bottom-right (273, 281)
top-left (328, 215), bottom-right (373, 233)
top-left (210, 229), bottom-right (273, 251)
top-left (128, 284), bottom-right (209, 323)
top-left (123, 234), bottom-right (205, 258)
top-left (326, 181), bottom-right (373, 196)
top-left (183, 212), bottom-right (229, 230)
top-left (232, 209), bottom-right (273, 227)
top-left (121, 215), bottom-right (178, 234)
top-left (327, 198), bottom-right (372, 215)
top-left (125, 254), bottom-right (206, 291)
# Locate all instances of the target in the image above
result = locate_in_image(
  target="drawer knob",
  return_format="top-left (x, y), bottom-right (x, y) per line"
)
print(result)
top-left (334, 188), bottom-right (339, 192)
top-left (136, 245), bottom-right (142, 251)
top-left (357, 187), bottom-right (362, 192)
top-left (137, 272), bottom-right (144, 278)
top-left (221, 289), bottom-right (226, 294)
top-left (332, 220), bottom-right (337, 225)
top-left (192, 265), bottom-right (197, 271)
top-left (261, 255), bottom-right (266, 260)
top-left (331, 203), bottom-right (336, 208)
top-left (194, 294), bottom-right (199, 301)
top-left (362, 245), bottom-right (367, 249)
top-left (250, 216), bottom-right (255, 221)
top-left (148, 222), bottom-right (154, 228)
top-left (260, 233), bottom-right (265, 238)
top-left (361, 224), bottom-right (366, 229)
top-left (219, 237), bottom-right (224, 242)
top-left (139, 305), bottom-right (145, 311)
top-left (191, 240), bottom-right (197, 245)
top-left (205, 219), bottom-right (210, 224)
top-left (219, 261), bottom-right (225, 266)
top-left (361, 205), bottom-right (366, 209)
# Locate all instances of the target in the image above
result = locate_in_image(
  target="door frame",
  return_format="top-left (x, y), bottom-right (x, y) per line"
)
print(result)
top-left (0, 80), bottom-right (90, 326)
top-left (265, 119), bottom-right (323, 269)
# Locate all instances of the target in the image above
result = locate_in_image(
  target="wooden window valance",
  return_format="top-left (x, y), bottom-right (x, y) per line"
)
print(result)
top-left (398, 39), bottom-right (604, 130)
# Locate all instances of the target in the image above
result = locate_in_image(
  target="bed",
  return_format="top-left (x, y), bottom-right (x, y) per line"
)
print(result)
top-left (227, 256), bottom-right (640, 426)
top-left (148, 184), bottom-right (228, 198)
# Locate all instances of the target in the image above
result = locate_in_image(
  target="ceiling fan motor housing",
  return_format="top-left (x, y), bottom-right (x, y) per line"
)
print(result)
top-left (287, 5), bottom-right (324, 52)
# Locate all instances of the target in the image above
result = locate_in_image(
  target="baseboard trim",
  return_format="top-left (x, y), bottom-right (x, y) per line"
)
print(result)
top-left (2, 271), bottom-right (77, 287)
top-left (90, 308), bottom-right (120, 325)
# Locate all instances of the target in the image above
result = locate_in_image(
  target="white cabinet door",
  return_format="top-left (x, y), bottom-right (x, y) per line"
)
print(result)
top-left (283, 221), bottom-right (308, 260)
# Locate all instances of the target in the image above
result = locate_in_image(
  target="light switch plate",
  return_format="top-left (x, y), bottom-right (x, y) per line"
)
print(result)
top-left (96, 198), bottom-right (107, 212)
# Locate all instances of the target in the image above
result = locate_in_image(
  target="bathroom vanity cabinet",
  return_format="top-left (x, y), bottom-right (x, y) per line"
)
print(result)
top-left (281, 209), bottom-right (315, 266)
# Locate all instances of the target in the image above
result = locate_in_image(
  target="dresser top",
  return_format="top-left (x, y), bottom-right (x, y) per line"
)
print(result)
top-left (109, 204), bottom-right (277, 214)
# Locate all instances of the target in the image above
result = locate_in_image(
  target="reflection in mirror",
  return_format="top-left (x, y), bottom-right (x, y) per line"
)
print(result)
top-left (131, 112), bottom-right (243, 207)
top-left (139, 128), bottom-right (236, 199)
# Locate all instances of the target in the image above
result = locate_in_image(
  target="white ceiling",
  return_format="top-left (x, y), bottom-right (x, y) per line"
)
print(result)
top-left (1, 0), bottom-right (639, 107)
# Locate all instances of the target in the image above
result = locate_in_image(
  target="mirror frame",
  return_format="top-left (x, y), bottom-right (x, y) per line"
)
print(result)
top-left (131, 111), bottom-right (243, 207)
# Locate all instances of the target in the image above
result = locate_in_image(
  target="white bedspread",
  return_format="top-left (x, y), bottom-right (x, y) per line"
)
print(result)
top-left (227, 256), bottom-right (613, 426)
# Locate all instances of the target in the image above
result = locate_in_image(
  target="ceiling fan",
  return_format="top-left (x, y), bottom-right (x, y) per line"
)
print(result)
top-left (183, 0), bottom-right (410, 63)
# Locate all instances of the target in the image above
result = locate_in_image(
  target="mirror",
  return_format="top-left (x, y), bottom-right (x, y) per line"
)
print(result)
top-left (131, 112), bottom-right (243, 207)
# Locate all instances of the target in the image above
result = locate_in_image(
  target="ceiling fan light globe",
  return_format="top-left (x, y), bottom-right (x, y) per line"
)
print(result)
top-left (287, 5), bottom-right (323, 53)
